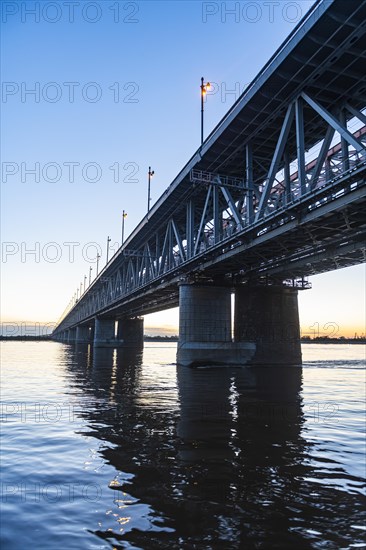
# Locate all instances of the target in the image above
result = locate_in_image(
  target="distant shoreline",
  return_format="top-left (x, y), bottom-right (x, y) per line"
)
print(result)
top-left (0, 336), bottom-right (365, 344)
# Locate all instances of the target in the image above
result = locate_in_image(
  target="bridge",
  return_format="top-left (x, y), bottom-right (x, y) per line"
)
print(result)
top-left (53, 0), bottom-right (366, 366)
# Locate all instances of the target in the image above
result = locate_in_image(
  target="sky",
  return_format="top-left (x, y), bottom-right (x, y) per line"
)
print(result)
top-left (1, 0), bottom-right (365, 338)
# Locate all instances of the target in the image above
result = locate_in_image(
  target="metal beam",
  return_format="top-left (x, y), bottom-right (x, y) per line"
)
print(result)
top-left (171, 218), bottom-right (186, 262)
top-left (284, 151), bottom-right (291, 205)
top-left (339, 109), bottom-right (350, 173)
top-left (246, 143), bottom-right (254, 224)
top-left (146, 242), bottom-right (156, 278)
top-left (345, 103), bottom-right (366, 125)
top-left (194, 186), bottom-right (212, 255)
top-left (255, 102), bottom-right (295, 221)
top-left (159, 223), bottom-right (170, 275)
top-left (213, 185), bottom-right (220, 244)
top-left (295, 97), bottom-right (307, 195)
top-left (301, 92), bottom-right (365, 152)
top-left (220, 185), bottom-right (243, 229)
top-left (186, 200), bottom-right (194, 260)
top-left (310, 126), bottom-right (335, 190)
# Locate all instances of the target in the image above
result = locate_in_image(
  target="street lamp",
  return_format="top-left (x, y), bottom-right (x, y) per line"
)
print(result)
top-left (84, 275), bottom-right (87, 291)
top-left (147, 166), bottom-right (155, 212)
top-left (106, 236), bottom-right (111, 264)
top-left (200, 77), bottom-right (211, 145)
top-left (121, 210), bottom-right (127, 246)
top-left (89, 266), bottom-right (93, 286)
top-left (96, 253), bottom-right (100, 275)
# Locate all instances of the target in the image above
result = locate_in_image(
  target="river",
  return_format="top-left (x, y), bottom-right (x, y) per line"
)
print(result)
top-left (1, 342), bottom-right (365, 549)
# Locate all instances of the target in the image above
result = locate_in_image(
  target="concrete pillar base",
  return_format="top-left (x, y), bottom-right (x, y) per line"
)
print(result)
top-left (177, 283), bottom-right (252, 367)
top-left (67, 328), bottom-right (76, 343)
top-left (177, 342), bottom-right (256, 367)
top-left (76, 325), bottom-right (91, 344)
top-left (117, 318), bottom-right (144, 348)
top-left (93, 318), bottom-right (143, 348)
top-left (235, 285), bottom-right (302, 366)
top-left (93, 318), bottom-right (116, 348)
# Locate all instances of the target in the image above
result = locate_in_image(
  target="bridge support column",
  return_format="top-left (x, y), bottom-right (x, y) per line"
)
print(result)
top-left (68, 328), bottom-right (76, 343)
top-left (89, 323), bottom-right (95, 343)
top-left (177, 283), bottom-right (255, 367)
top-left (76, 325), bottom-right (91, 344)
top-left (93, 318), bottom-right (116, 348)
top-left (117, 318), bottom-right (144, 348)
top-left (234, 285), bottom-right (301, 365)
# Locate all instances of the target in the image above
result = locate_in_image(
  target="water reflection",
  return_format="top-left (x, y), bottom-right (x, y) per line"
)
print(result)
top-left (63, 347), bottom-right (365, 549)
top-left (176, 366), bottom-right (308, 548)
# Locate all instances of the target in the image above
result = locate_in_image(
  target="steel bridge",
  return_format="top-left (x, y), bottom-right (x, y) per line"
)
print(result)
top-left (53, 0), bottom-right (366, 366)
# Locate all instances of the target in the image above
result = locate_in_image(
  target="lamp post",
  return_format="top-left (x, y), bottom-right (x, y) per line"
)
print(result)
top-left (96, 253), bottom-right (100, 276)
top-left (121, 210), bottom-right (127, 246)
top-left (200, 77), bottom-right (211, 145)
top-left (89, 266), bottom-right (93, 286)
top-left (147, 166), bottom-right (155, 212)
top-left (106, 236), bottom-right (111, 264)
top-left (84, 275), bottom-right (87, 292)
top-left (80, 281), bottom-right (83, 295)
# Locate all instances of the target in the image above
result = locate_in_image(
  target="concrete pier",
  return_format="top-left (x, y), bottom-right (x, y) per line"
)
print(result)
top-left (117, 318), bottom-right (144, 348)
top-left (234, 285), bottom-right (301, 365)
top-left (67, 328), bottom-right (76, 343)
top-left (76, 325), bottom-right (91, 344)
top-left (177, 283), bottom-right (255, 367)
top-left (93, 318), bottom-right (116, 348)
top-left (92, 317), bottom-right (144, 348)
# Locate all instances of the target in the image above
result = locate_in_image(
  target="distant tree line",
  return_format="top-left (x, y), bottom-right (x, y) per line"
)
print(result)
top-left (301, 336), bottom-right (365, 344)
top-left (1, 335), bottom-right (364, 344)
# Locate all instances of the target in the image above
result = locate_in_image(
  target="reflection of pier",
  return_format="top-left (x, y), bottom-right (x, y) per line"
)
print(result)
top-left (176, 367), bottom-right (305, 515)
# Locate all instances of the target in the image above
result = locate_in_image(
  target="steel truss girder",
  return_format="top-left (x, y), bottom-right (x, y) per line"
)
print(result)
top-left (54, 93), bottom-right (366, 332)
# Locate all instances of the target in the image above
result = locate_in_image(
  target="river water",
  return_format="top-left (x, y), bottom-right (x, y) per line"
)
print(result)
top-left (1, 342), bottom-right (365, 549)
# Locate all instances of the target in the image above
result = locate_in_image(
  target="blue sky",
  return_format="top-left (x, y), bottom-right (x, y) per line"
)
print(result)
top-left (1, 0), bottom-right (365, 336)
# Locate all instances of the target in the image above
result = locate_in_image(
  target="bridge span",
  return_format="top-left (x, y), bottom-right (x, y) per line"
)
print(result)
top-left (53, 0), bottom-right (366, 366)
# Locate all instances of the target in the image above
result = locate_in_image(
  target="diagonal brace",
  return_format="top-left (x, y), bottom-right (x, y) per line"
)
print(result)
top-left (255, 102), bottom-right (295, 221)
top-left (301, 92), bottom-right (364, 153)
top-left (310, 126), bottom-right (335, 190)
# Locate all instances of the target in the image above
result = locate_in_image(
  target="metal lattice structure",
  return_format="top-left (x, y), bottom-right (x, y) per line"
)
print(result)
top-left (54, 0), bottom-right (366, 335)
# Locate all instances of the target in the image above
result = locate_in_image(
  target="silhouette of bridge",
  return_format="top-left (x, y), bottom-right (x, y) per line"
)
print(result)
top-left (53, 0), bottom-right (366, 366)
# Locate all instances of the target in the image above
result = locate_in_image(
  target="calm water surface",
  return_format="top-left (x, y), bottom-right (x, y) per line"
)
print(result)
top-left (1, 342), bottom-right (365, 549)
